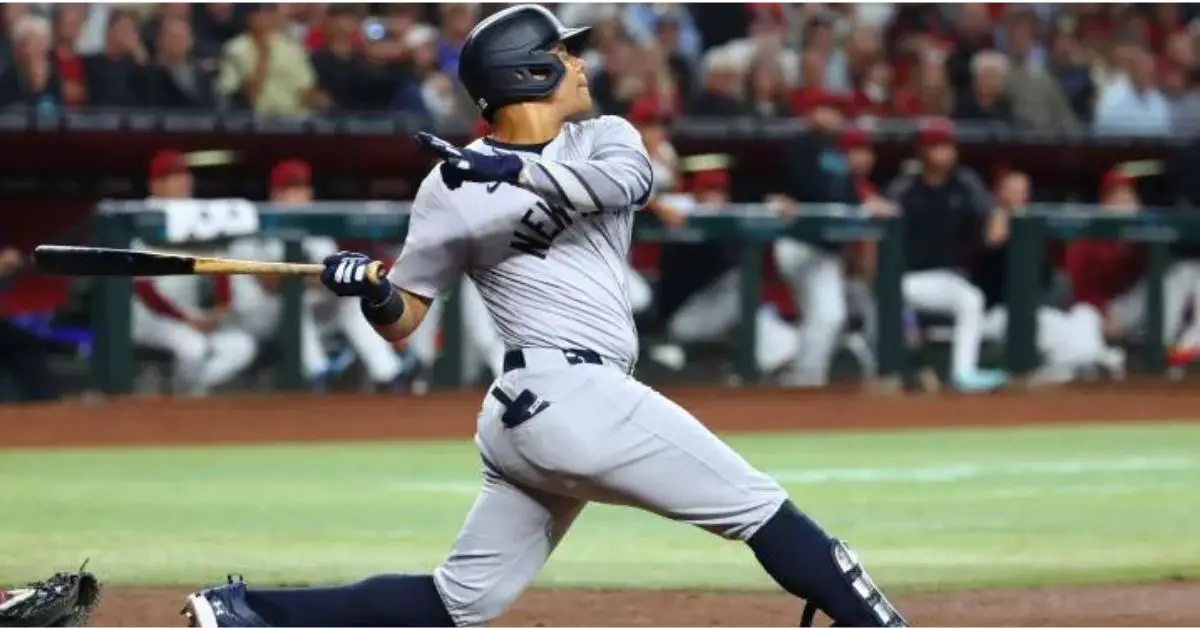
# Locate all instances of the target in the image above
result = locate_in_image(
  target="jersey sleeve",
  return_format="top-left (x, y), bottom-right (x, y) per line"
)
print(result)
top-left (386, 174), bottom-right (472, 301)
top-left (515, 115), bottom-right (654, 214)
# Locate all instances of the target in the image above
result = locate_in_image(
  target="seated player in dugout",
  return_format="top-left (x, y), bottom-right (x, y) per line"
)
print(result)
top-left (1064, 167), bottom-right (1195, 366)
top-left (970, 169), bottom-right (1127, 384)
top-left (225, 160), bottom-right (409, 391)
top-left (659, 154), bottom-right (800, 375)
top-left (885, 118), bottom-right (1009, 393)
top-left (182, 7), bottom-right (906, 628)
top-left (131, 150), bottom-right (257, 396)
top-left (768, 103), bottom-right (894, 386)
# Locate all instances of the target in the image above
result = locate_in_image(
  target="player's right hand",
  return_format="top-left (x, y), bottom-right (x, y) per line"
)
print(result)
top-left (320, 251), bottom-right (392, 303)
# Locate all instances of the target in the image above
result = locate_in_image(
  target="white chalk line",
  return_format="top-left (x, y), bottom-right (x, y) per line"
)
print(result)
top-left (388, 456), bottom-right (1199, 496)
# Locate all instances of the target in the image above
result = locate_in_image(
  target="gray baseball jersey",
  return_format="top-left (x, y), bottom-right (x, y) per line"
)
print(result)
top-left (388, 115), bottom-right (787, 626)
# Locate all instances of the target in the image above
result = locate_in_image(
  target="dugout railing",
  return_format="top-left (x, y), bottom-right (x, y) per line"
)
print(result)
top-left (87, 199), bottom-right (1200, 394)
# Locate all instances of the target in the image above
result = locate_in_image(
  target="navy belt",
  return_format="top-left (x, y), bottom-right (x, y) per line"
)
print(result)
top-left (502, 348), bottom-right (604, 373)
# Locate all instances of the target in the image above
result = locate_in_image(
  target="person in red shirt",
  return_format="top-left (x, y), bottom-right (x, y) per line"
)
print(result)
top-left (130, 149), bottom-right (257, 396)
top-left (1063, 168), bottom-right (1150, 375)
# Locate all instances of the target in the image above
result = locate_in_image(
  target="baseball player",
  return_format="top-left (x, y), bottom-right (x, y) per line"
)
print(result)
top-left (974, 169), bottom-right (1125, 382)
top-left (771, 118), bottom-right (894, 387)
top-left (183, 7), bottom-right (905, 628)
top-left (660, 155), bottom-right (800, 375)
top-left (131, 150), bottom-right (256, 396)
top-left (1064, 168), bottom-right (1171, 375)
top-left (226, 159), bottom-right (408, 390)
top-left (885, 119), bottom-right (1009, 393)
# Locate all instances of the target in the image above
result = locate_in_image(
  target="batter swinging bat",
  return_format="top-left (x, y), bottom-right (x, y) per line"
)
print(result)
top-left (31, 245), bottom-right (382, 281)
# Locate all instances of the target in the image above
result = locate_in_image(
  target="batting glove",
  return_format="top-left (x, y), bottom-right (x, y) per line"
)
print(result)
top-left (320, 251), bottom-right (392, 303)
top-left (414, 131), bottom-right (524, 191)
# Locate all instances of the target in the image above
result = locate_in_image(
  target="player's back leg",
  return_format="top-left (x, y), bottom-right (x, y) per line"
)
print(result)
top-left (479, 359), bottom-right (904, 627)
top-left (186, 460), bottom-right (583, 627)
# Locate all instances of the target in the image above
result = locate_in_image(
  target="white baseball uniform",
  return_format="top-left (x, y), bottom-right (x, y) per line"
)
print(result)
top-left (130, 242), bottom-right (257, 395)
top-left (387, 116), bottom-right (787, 625)
top-left (660, 193), bottom-right (800, 374)
top-left (226, 236), bottom-right (406, 384)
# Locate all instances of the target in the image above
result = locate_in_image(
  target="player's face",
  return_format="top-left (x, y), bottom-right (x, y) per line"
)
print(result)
top-left (846, 146), bottom-right (874, 176)
top-left (271, 186), bottom-right (313, 205)
top-left (550, 43), bottom-right (592, 118)
top-left (1103, 186), bottom-right (1140, 213)
top-left (153, 172), bottom-right (193, 198)
top-left (924, 143), bottom-right (957, 171)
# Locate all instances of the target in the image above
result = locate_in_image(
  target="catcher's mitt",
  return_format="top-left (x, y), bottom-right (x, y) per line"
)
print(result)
top-left (0, 562), bottom-right (100, 627)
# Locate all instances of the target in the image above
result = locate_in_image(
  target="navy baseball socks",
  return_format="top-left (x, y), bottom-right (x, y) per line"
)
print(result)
top-left (241, 574), bottom-right (455, 627)
top-left (747, 500), bottom-right (907, 627)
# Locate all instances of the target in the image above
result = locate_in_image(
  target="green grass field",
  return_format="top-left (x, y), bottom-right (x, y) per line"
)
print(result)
top-left (2, 422), bottom-right (1199, 592)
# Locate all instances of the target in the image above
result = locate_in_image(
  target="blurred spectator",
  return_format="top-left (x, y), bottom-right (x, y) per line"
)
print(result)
top-left (1004, 15), bottom-right (1080, 133)
top-left (82, 10), bottom-right (149, 107)
top-left (790, 49), bottom-right (849, 116)
top-left (796, 13), bottom-right (850, 93)
top-left (144, 14), bottom-right (216, 109)
top-left (0, 246), bottom-right (60, 404)
top-left (217, 3), bottom-right (327, 117)
top-left (408, 24), bottom-right (471, 121)
top-left (624, 5), bottom-right (702, 64)
top-left (1172, 69), bottom-right (1200, 137)
top-left (688, 48), bottom-right (745, 116)
top-left (953, 50), bottom-right (1013, 124)
top-left (589, 36), bottom-right (641, 116)
top-left (893, 49), bottom-right (954, 117)
top-left (1094, 46), bottom-right (1171, 136)
top-left (1047, 28), bottom-right (1096, 120)
top-left (945, 5), bottom-right (995, 96)
top-left (0, 3), bottom-right (32, 73)
top-left (849, 56), bottom-right (893, 120)
top-left (310, 5), bottom-right (366, 111)
top-left (649, 12), bottom-right (697, 102)
top-left (434, 3), bottom-right (477, 76)
top-left (192, 3), bottom-right (242, 61)
top-left (139, 3), bottom-right (190, 57)
top-left (50, 4), bottom-right (88, 106)
top-left (0, 14), bottom-right (61, 110)
top-left (744, 53), bottom-right (789, 118)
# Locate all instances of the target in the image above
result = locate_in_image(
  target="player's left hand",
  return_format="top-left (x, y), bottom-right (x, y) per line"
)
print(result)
top-left (414, 131), bottom-right (524, 191)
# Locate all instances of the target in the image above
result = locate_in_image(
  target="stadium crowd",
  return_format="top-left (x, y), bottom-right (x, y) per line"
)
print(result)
top-left (2, 3), bottom-right (1200, 133)
top-left (4, 3), bottom-right (1200, 402)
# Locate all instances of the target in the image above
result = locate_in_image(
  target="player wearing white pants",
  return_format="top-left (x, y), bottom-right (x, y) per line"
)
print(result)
top-left (972, 170), bottom-right (1124, 383)
top-left (183, 11), bottom-right (907, 627)
top-left (132, 269), bottom-right (257, 396)
top-left (224, 160), bottom-right (406, 388)
top-left (885, 119), bottom-right (1007, 392)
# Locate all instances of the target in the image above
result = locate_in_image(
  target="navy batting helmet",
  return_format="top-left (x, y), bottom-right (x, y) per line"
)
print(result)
top-left (458, 4), bottom-right (591, 121)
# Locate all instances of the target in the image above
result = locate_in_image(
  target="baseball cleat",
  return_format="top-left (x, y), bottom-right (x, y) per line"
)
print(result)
top-left (182, 575), bottom-right (270, 627)
top-left (951, 369), bottom-right (1008, 393)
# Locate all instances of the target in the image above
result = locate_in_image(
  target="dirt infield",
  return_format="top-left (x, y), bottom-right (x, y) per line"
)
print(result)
top-left (5, 383), bottom-right (1200, 626)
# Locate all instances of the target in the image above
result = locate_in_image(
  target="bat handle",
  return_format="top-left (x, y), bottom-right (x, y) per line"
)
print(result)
top-left (365, 261), bottom-right (385, 285)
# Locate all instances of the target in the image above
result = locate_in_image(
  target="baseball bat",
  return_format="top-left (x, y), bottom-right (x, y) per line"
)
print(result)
top-left (31, 245), bottom-right (383, 282)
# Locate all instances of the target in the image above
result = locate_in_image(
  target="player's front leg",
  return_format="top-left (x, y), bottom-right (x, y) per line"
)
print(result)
top-left (183, 464), bottom-right (582, 628)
